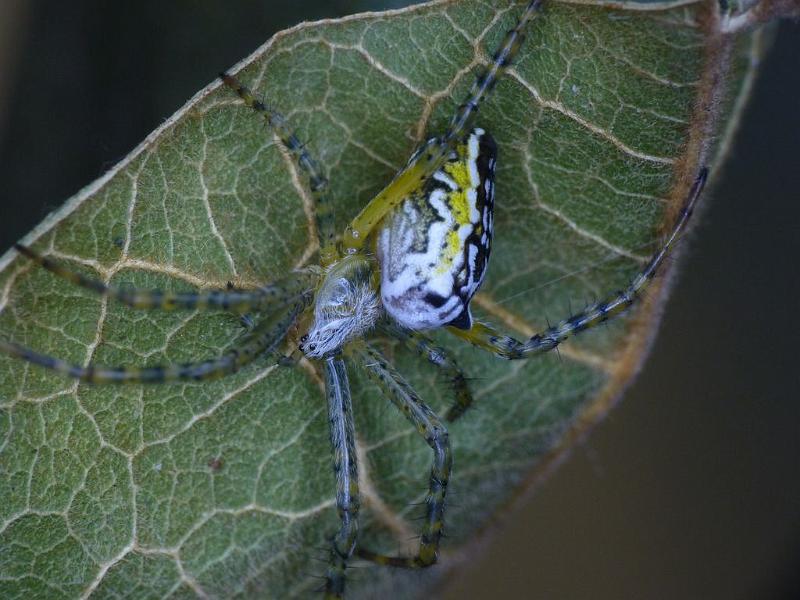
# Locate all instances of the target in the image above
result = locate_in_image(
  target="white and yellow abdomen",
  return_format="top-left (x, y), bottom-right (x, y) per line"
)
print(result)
top-left (377, 128), bottom-right (496, 331)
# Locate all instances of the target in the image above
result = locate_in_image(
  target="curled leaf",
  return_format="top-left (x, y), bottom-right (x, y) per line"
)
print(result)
top-left (0, 1), bottom-right (766, 598)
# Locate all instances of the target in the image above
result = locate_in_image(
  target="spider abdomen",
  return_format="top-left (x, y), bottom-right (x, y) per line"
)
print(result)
top-left (378, 128), bottom-right (496, 331)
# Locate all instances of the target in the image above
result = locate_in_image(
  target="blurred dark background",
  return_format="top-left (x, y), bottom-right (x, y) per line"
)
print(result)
top-left (0, 2), bottom-right (798, 599)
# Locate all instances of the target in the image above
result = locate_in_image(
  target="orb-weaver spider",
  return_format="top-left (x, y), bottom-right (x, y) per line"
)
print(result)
top-left (0, 1), bottom-right (710, 597)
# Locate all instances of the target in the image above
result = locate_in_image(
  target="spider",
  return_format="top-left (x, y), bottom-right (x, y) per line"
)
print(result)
top-left (0, 1), bottom-right (710, 597)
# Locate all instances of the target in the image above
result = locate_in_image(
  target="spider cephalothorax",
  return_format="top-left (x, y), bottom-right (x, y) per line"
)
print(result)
top-left (301, 255), bottom-right (381, 358)
top-left (0, 1), bottom-right (711, 598)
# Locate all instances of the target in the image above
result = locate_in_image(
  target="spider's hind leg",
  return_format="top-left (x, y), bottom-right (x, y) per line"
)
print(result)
top-left (220, 73), bottom-right (337, 263)
top-left (449, 168), bottom-right (710, 359)
top-left (380, 322), bottom-right (472, 423)
top-left (352, 343), bottom-right (452, 569)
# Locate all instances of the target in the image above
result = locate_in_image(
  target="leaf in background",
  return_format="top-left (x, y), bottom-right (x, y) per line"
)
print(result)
top-left (0, 1), bottom-right (766, 598)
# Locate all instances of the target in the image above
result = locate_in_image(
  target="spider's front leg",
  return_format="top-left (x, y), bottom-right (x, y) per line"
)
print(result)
top-left (353, 344), bottom-right (452, 568)
top-left (322, 356), bottom-right (360, 599)
top-left (0, 301), bottom-right (303, 383)
top-left (13, 243), bottom-right (315, 314)
top-left (449, 168), bottom-right (710, 360)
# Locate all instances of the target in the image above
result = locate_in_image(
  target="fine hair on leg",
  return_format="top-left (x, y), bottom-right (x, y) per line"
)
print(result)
top-left (323, 356), bottom-right (360, 599)
top-left (352, 343), bottom-right (452, 568)
top-left (379, 321), bottom-right (472, 422)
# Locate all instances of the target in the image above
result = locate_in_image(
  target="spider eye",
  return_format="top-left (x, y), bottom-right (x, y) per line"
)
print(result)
top-left (300, 334), bottom-right (308, 342)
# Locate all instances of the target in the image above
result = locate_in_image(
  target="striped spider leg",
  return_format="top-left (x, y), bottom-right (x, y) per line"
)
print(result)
top-left (378, 320), bottom-right (472, 423)
top-left (1, 246), bottom-right (317, 383)
top-left (219, 73), bottom-right (339, 266)
top-left (447, 168), bottom-right (709, 359)
top-left (351, 343), bottom-right (452, 569)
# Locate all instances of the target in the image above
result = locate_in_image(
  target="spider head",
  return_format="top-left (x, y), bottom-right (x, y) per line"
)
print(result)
top-left (301, 254), bottom-right (381, 358)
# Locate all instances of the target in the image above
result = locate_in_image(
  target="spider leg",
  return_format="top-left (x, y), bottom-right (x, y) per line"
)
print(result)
top-left (380, 322), bottom-right (471, 423)
top-left (353, 343), bottom-right (451, 569)
top-left (14, 244), bottom-right (315, 314)
top-left (322, 356), bottom-right (360, 600)
top-left (341, 0), bottom-right (542, 253)
top-left (440, 0), bottom-right (542, 149)
top-left (449, 168), bottom-right (709, 359)
top-left (0, 302), bottom-right (303, 383)
top-left (220, 73), bottom-right (338, 265)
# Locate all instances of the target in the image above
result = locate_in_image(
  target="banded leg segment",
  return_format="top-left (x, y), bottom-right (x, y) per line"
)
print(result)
top-left (440, 0), bottom-right (542, 149)
top-left (0, 302), bottom-right (303, 383)
top-left (15, 244), bottom-right (316, 314)
top-left (450, 168), bottom-right (709, 359)
top-left (380, 322), bottom-right (472, 423)
top-left (341, 0), bottom-right (543, 253)
top-left (354, 344), bottom-right (452, 568)
top-left (323, 356), bottom-right (360, 600)
top-left (220, 73), bottom-right (338, 265)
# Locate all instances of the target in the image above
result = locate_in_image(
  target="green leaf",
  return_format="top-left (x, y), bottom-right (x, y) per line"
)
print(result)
top-left (0, 1), bottom-right (766, 598)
